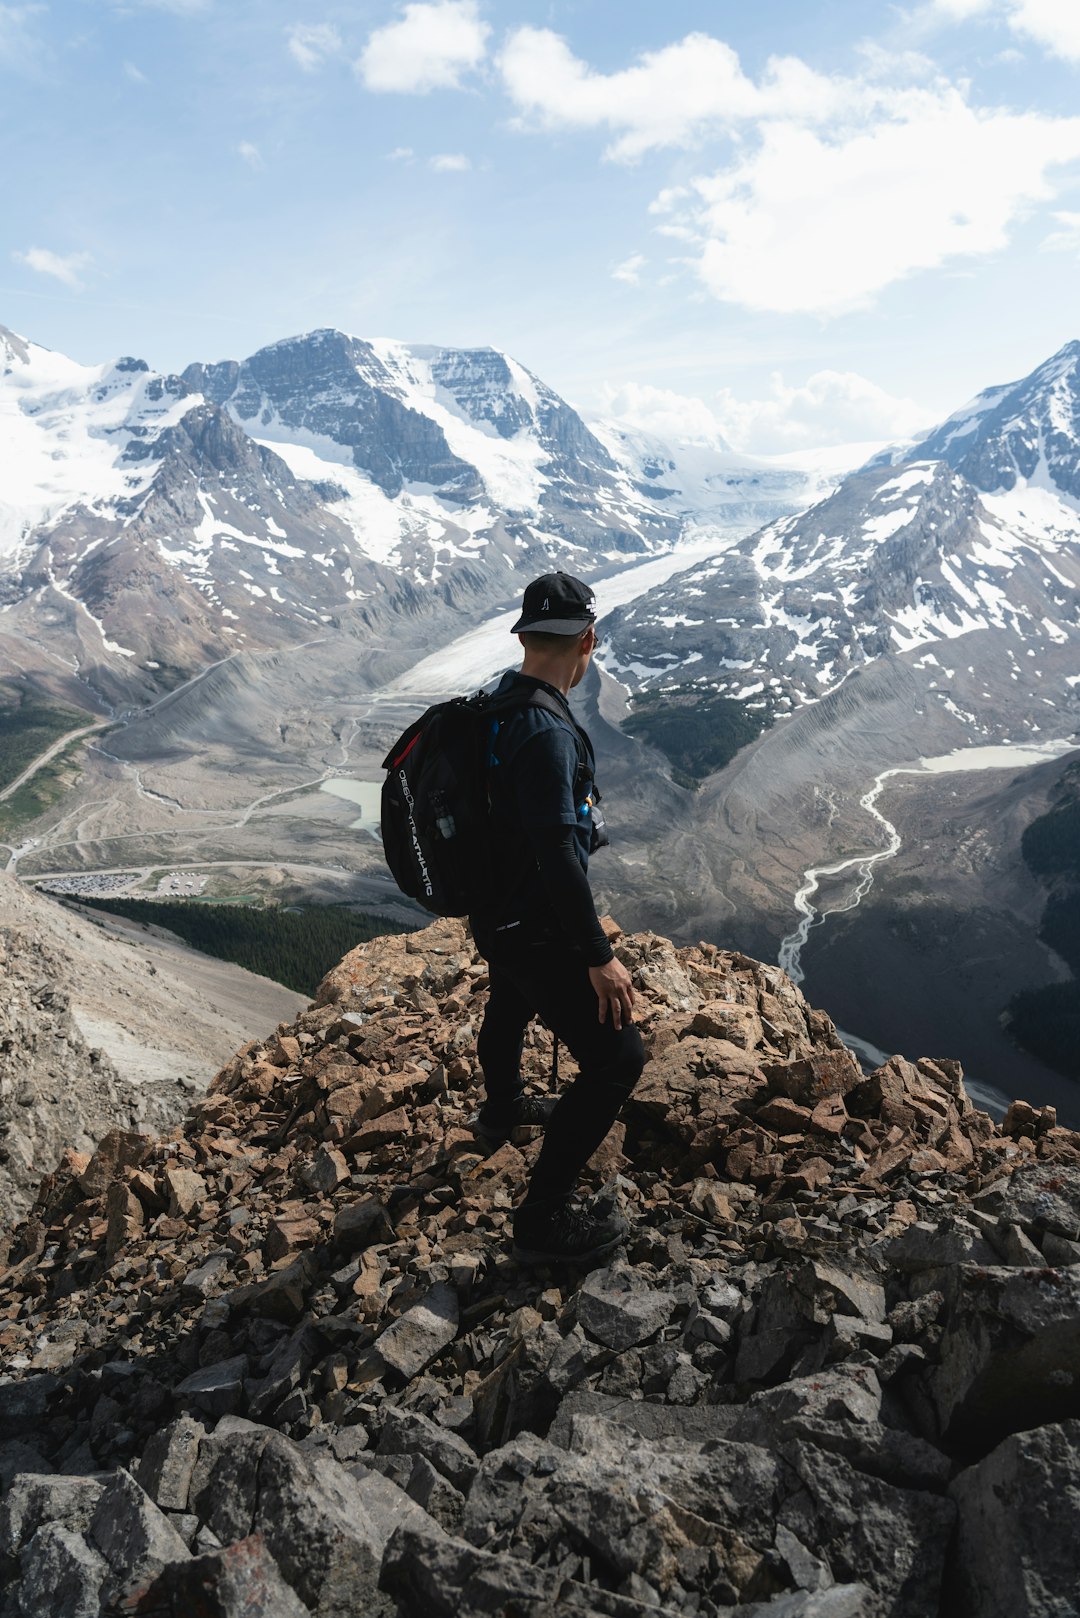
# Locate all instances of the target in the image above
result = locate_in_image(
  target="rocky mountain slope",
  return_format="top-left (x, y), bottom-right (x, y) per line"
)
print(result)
top-left (1, 918), bottom-right (1078, 1616)
top-left (601, 341), bottom-right (1080, 716)
top-left (0, 875), bottom-right (305, 1222)
top-left (587, 345), bottom-right (1080, 1103)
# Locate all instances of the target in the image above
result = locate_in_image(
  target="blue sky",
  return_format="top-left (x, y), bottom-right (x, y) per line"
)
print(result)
top-left (3, 0), bottom-right (1080, 451)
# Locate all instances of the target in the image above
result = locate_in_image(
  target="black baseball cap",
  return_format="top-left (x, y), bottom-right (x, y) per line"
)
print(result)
top-left (511, 571), bottom-right (597, 635)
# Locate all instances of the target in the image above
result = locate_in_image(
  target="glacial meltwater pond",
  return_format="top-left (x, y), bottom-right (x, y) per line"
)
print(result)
top-left (319, 778), bottom-right (383, 836)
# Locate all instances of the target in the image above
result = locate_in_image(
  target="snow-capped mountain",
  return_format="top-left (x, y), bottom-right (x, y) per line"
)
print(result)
top-left (0, 322), bottom-right (825, 706)
top-left (901, 340), bottom-right (1080, 499)
top-left (601, 342), bottom-right (1080, 743)
top-left (0, 326), bottom-right (665, 702)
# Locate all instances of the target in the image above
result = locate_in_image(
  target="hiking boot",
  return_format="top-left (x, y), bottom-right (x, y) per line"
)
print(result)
top-left (512, 1194), bottom-right (628, 1266)
top-left (470, 1095), bottom-right (557, 1151)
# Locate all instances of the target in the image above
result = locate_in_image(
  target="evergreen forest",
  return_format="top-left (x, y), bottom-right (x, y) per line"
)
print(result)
top-left (82, 897), bottom-right (408, 996)
top-left (622, 687), bottom-right (770, 788)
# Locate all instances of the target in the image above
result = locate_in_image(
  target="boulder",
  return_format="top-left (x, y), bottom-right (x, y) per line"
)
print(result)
top-left (127, 1533), bottom-right (308, 1617)
top-left (88, 1469), bottom-right (191, 1602)
top-left (576, 1265), bottom-right (676, 1351)
top-left (375, 1282), bottom-right (459, 1380)
top-left (136, 1416), bottom-right (206, 1512)
top-left (0, 1473), bottom-right (104, 1557)
top-left (927, 1264), bottom-right (1080, 1447)
top-left (778, 1441), bottom-right (955, 1618)
top-left (948, 1418), bottom-right (1080, 1617)
top-left (14, 1523), bottom-right (108, 1618)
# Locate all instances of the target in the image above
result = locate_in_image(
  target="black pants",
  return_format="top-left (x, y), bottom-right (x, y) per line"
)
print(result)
top-left (474, 932), bottom-right (645, 1204)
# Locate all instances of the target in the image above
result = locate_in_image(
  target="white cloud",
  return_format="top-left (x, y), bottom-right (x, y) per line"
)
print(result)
top-left (357, 0), bottom-right (489, 94)
top-left (123, 60), bottom-right (147, 83)
top-left (237, 141), bottom-right (263, 169)
top-left (1003, 0), bottom-right (1080, 61)
top-left (598, 381), bottom-right (731, 448)
top-left (711, 370), bottom-right (932, 455)
top-left (659, 92), bottom-right (1080, 315)
top-left (13, 247), bottom-right (93, 289)
top-left (387, 145), bottom-right (415, 161)
top-left (287, 23), bottom-right (342, 72)
top-left (612, 252), bottom-right (646, 285)
top-left (601, 371), bottom-right (931, 455)
top-left (498, 25), bottom-right (1080, 316)
top-left (430, 151), bottom-right (471, 171)
top-left (929, 0), bottom-right (1080, 61)
top-left (498, 27), bottom-right (876, 163)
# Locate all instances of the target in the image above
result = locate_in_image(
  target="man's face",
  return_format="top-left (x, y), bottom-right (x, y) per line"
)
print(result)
top-left (570, 624), bottom-right (597, 688)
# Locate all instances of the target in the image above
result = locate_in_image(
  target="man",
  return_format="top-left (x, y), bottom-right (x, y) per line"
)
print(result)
top-left (470, 571), bottom-right (645, 1264)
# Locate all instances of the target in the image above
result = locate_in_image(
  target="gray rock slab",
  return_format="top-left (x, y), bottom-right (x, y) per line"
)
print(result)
top-left (771, 1417), bottom-right (951, 1494)
top-left (929, 1263), bottom-right (1080, 1447)
top-left (949, 1418), bottom-right (1080, 1617)
top-left (375, 1282), bottom-right (459, 1380)
top-left (779, 1440), bottom-right (955, 1618)
top-left (462, 1422), bottom-right (784, 1605)
top-left (576, 1266), bottom-right (676, 1351)
top-left (135, 1415), bottom-right (206, 1512)
top-left (0, 1377), bottom-right (59, 1439)
top-left (884, 1219), bottom-right (1000, 1273)
top-left (986, 1163), bottom-right (1080, 1241)
top-left (174, 1355), bottom-right (249, 1420)
top-left (378, 1406), bottom-right (479, 1493)
top-left (88, 1468), bottom-right (190, 1600)
top-left (380, 1519), bottom-right (558, 1618)
top-left (246, 1325), bottom-right (320, 1422)
top-left (188, 1426), bottom-right (275, 1546)
top-left (0, 1474), bottom-right (104, 1557)
top-left (15, 1522), bottom-right (108, 1618)
top-left (128, 1533), bottom-right (309, 1617)
top-left (406, 1454), bottom-right (465, 1533)
top-left (548, 1390), bottom-right (741, 1449)
top-left (733, 1589), bottom-right (877, 1617)
top-left (731, 1367), bottom-right (882, 1443)
top-left (251, 1431), bottom-right (407, 1612)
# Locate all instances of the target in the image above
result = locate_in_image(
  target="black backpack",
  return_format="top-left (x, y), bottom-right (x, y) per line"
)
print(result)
top-left (380, 685), bottom-right (585, 918)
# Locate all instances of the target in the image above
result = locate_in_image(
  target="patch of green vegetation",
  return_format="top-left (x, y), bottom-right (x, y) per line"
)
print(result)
top-left (0, 737), bottom-right (88, 836)
top-left (81, 896), bottom-right (411, 996)
top-left (1007, 982), bottom-right (1080, 1079)
top-left (622, 685), bottom-right (771, 788)
top-left (0, 686), bottom-right (94, 793)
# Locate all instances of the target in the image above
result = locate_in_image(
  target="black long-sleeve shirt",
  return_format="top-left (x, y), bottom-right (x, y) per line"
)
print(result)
top-left (474, 673), bottom-right (613, 966)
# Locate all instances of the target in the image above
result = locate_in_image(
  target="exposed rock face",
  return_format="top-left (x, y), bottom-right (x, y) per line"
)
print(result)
top-left (0, 919), bottom-right (1078, 1616)
top-left (0, 877), bottom-right (305, 1227)
top-left (0, 925), bottom-right (186, 1228)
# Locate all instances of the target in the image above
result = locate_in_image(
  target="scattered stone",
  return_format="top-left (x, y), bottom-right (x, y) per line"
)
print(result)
top-left (1, 918), bottom-right (1078, 1616)
top-left (376, 1282), bottom-right (459, 1380)
top-left (576, 1264), bottom-right (676, 1351)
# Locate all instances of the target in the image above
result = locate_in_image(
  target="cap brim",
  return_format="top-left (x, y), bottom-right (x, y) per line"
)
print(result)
top-left (511, 615), bottom-right (595, 635)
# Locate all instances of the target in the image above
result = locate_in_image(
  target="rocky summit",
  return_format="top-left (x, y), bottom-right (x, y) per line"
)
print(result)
top-left (1, 919), bottom-right (1079, 1617)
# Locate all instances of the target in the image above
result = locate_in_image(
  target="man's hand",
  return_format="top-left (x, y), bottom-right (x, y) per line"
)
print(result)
top-left (589, 958), bottom-right (635, 1029)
